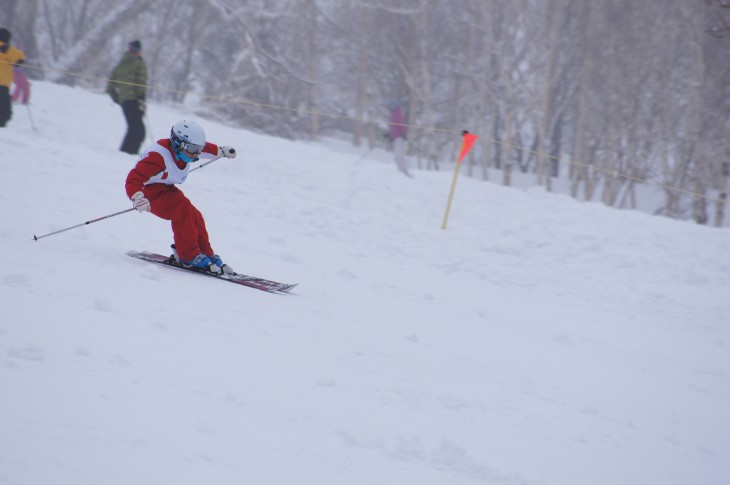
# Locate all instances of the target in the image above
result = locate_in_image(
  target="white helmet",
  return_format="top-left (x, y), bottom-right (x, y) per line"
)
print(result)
top-left (170, 120), bottom-right (206, 162)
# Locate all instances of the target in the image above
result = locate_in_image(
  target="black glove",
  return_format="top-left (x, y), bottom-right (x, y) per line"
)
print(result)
top-left (107, 85), bottom-right (120, 104)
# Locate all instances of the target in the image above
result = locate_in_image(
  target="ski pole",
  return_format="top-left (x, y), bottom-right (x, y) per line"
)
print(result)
top-left (34, 155), bottom-right (225, 241)
top-left (26, 104), bottom-right (38, 132)
top-left (190, 154), bottom-right (224, 172)
top-left (33, 208), bottom-right (135, 241)
top-left (144, 111), bottom-right (154, 143)
top-left (354, 146), bottom-right (374, 166)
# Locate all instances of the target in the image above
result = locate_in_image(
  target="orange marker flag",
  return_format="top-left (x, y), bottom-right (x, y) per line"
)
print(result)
top-left (457, 131), bottom-right (478, 163)
top-left (442, 131), bottom-right (479, 229)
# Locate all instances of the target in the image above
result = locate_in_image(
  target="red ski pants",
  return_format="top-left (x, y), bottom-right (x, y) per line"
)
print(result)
top-left (143, 184), bottom-right (215, 262)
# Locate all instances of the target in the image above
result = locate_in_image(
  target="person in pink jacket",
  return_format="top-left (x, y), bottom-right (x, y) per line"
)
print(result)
top-left (125, 119), bottom-right (238, 274)
top-left (11, 68), bottom-right (30, 104)
top-left (389, 100), bottom-right (411, 177)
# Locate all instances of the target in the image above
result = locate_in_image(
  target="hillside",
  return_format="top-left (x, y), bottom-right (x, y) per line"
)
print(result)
top-left (1, 82), bottom-right (729, 485)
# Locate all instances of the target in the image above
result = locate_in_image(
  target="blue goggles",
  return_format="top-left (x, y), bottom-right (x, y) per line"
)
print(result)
top-left (180, 140), bottom-right (204, 155)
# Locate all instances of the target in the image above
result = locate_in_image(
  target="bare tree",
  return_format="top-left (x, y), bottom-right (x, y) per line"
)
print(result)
top-left (41, 0), bottom-right (156, 85)
top-left (5, 0), bottom-right (727, 225)
top-left (705, 0), bottom-right (730, 36)
top-left (0, 0), bottom-right (40, 62)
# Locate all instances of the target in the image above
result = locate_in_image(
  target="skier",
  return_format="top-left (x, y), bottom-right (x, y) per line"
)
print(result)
top-left (125, 119), bottom-right (237, 274)
top-left (0, 27), bottom-right (26, 128)
top-left (388, 100), bottom-right (411, 177)
top-left (11, 67), bottom-right (30, 105)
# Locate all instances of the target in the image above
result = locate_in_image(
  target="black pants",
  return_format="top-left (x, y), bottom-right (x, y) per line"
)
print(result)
top-left (120, 99), bottom-right (146, 154)
top-left (0, 86), bottom-right (11, 127)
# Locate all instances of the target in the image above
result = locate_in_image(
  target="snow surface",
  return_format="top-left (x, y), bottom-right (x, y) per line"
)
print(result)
top-left (1, 82), bottom-right (729, 485)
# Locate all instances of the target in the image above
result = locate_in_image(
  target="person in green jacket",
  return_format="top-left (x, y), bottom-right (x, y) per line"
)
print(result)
top-left (107, 40), bottom-right (147, 154)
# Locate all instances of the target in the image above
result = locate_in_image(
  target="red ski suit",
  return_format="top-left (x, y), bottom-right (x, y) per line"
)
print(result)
top-left (125, 138), bottom-right (220, 262)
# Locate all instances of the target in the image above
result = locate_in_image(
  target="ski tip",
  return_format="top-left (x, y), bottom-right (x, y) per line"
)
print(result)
top-left (278, 283), bottom-right (298, 293)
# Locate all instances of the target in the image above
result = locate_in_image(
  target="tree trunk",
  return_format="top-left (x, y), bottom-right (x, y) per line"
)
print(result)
top-left (305, 0), bottom-right (319, 141)
top-left (535, 2), bottom-right (562, 192)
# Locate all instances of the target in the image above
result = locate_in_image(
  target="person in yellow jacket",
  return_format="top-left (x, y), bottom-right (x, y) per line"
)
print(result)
top-left (0, 28), bottom-right (26, 128)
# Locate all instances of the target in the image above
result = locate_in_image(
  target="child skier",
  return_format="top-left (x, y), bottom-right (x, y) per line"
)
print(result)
top-left (125, 119), bottom-right (237, 274)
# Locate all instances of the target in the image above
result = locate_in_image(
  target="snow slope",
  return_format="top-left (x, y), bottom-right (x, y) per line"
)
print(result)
top-left (1, 82), bottom-right (729, 485)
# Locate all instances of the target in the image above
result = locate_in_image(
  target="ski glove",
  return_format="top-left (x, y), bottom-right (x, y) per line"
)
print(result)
top-left (131, 191), bottom-right (151, 212)
top-left (218, 146), bottom-right (237, 159)
top-left (106, 85), bottom-right (120, 105)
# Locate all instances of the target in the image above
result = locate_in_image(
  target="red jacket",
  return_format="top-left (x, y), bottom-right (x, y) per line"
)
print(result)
top-left (125, 139), bottom-right (219, 199)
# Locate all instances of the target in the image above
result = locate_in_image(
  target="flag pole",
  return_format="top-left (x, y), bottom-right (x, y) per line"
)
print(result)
top-left (442, 131), bottom-right (478, 230)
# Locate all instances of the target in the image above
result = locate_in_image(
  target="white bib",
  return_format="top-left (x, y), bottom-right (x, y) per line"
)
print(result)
top-left (138, 143), bottom-right (190, 186)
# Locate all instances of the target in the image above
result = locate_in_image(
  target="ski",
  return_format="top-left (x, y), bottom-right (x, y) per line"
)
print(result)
top-left (126, 250), bottom-right (297, 293)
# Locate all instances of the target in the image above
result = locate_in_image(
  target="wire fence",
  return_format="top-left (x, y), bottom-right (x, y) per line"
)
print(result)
top-left (5, 59), bottom-right (727, 207)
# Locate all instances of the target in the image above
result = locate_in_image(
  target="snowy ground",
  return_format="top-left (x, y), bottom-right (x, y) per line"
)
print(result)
top-left (1, 82), bottom-right (729, 485)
